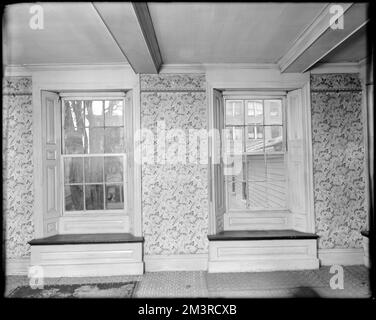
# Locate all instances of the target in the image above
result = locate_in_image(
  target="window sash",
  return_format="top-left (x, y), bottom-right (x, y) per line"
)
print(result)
top-left (224, 97), bottom-right (287, 211)
top-left (61, 96), bottom-right (128, 216)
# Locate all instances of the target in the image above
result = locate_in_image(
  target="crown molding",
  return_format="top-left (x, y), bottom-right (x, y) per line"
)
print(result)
top-left (4, 63), bottom-right (133, 75)
top-left (310, 62), bottom-right (360, 74)
top-left (278, 3), bottom-right (354, 72)
top-left (159, 64), bottom-right (206, 74)
top-left (4, 65), bottom-right (33, 77)
top-left (203, 63), bottom-right (279, 70)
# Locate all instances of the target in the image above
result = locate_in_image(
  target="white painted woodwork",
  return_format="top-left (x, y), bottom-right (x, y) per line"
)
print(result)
top-left (32, 66), bottom-right (142, 238)
top-left (144, 254), bottom-right (208, 272)
top-left (207, 67), bottom-right (314, 232)
top-left (321, 27), bottom-right (367, 63)
top-left (93, 2), bottom-right (162, 73)
top-left (211, 89), bottom-right (226, 233)
top-left (286, 87), bottom-right (315, 232)
top-left (279, 3), bottom-right (369, 72)
top-left (363, 237), bottom-right (370, 268)
top-left (318, 248), bottom-right (365, 266)
top-left (30, 243), bottom-right (143, 277)
top-left (6, 258), bottom-right (30, 275)
top-left (224, 211), bottom-right (293, 230)
top-left (41, 91), bottom-right (61, 237)
top-left (59, 215), bottom-right (130, 234)
top-left (208, 239), bottom-right (319, 272)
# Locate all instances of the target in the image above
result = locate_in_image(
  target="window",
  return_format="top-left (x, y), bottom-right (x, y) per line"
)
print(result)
top-left (224, 98), bottom-right (286, 211)
top-left (62, 96), bottom-right (127, 214)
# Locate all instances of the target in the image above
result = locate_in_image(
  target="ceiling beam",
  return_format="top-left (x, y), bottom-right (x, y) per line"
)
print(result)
top-left (92, 2), bottom-right (162, 74)
top-left (278, 3), bottom-right (369, 73)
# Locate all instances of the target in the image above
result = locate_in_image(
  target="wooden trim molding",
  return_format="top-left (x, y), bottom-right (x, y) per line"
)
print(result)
top-left (208, 239), bottom-right (319, 272)
top-left (30, 243), bottom-right (144, 277)
top-left (279, 3), bottom-right (368, 73)
top-left (318, 248), bottom-right (365, 266)
top-left (132, 2), bottom-right (163, 72)
top-left (144, 254), bottom-right (208, 272)
top-left (6, 257), bottom-right (30, 275)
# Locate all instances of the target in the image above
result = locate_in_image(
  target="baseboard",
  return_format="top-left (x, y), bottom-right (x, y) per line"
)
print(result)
top-left (318, 248), bottom-right (364, 266)
top-left (6, 257), bottom-right (30, 275)
top-left (363, 237), bottom-right (370, 268)
top-left (144, 254), bottom-right (208, 272)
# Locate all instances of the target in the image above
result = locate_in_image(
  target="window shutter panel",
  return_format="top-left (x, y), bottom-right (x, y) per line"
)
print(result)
top-left (41, 91), bottom-right (62, 237)
top-left (212, 89), bottom-right (226, 233)
top-left (286, 89), bottom-right (307, 229)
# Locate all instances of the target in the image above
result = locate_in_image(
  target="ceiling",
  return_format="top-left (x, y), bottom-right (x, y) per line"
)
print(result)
top-left (3, 2), bottom-right (368, 68)
top-left (148, 2), bottom-right (326, 64)
top-left (4, 3), bottom-right (126, 65)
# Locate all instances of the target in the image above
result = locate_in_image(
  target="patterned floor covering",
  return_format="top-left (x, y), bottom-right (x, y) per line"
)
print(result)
top-left (5, 266), bottom-right (371, 298)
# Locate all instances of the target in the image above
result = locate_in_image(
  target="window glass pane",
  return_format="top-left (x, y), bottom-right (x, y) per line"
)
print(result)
top-left (246, 154), bottom-right (266, 181)
top-left (246, 100), bottom-right (263, 124)
top-left (265, 126), bottom-right (283, 152)
top-left (223, 126), bottom-right (244, 155)
top-left (85, 100), bottom-right (104, 127)
top-left (105, 100), bottom-right (124, 126)
top-left (227, 180), bottom-right (247, 210)
top-left (64, 100), bottom-right (84, 130)
top-left (85, 185), bottom-right (104, 210)
top-left (266, 154), bottom-right (285, 181)
top-left (248, 181), bottom-right (267, 208)
top-left (64, 185), bottom-right (84, 211)
top-left (105, 156), bottom-right (123, 183)
top-left (105, 184), bottom-right (124, 209)
top-left (246, 126), bottom-right (264, 153)
top-left (64, 157), bottom-right (83, 184)
top-left (264, 100), bottom-right (282, 125)
top-left (104, 127), bottom-right (124, 153)
top-left (64, 128), bottom-right (85, 154)
top-left (84, 157), bottom-right (104, 183)
top-left (85, 127), bottom-right (104, 154)
top-left (265, 181), bottom-right (286, 208)
top-left (225, 100), bottom-right (243, 125)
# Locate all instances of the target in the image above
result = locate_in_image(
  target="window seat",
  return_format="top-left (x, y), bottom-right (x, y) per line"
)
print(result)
top-left (29, 233), bottom-right (143, 246)
top-left (208, 229), bottom-right (318, 241)
top-left (207, 229), bottom-right (319, 272)
top-left (29, 233), bottom-right (144, 277)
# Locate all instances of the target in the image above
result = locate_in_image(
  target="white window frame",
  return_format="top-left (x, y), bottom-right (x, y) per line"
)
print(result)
top-left (60, 93), bottom-right (129, 216)
top-left (223, 94), bottom-right (288, 213)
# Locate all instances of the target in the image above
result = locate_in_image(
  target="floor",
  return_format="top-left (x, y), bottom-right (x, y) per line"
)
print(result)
top-left (5, 266), bottom-right (370, 298)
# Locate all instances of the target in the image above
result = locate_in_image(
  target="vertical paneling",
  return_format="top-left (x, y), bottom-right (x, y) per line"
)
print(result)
top-left (287, 89), bottom-right (306, 216)
top-left (42, 91), bottom-right (61, 237)
top-left (213, 89), bottom-right (226, 233)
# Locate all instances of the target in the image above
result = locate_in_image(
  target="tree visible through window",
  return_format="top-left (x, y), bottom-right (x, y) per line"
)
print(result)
top-left (224, 98), bottom-right (286, 210)
top-left (62, 98), bottom-right (126, 213)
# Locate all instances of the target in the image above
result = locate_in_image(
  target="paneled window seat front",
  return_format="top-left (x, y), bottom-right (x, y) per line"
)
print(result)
top-left (207, 229), bottom-right (319, 273)
top-left (29, 233), bottom-right (144, 277)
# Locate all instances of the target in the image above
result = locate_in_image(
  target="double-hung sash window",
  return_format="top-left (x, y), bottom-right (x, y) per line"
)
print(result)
top-left (62, 95), bottom-right (128, 214)
top-left (224, 98), bottom-right (287, 211)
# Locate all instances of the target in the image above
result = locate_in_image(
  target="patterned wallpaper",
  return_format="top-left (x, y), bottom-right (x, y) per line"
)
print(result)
top-left (3, 77), bottom-right (34, 258)
top-left (140, 74), bottom-right (209, 255)
top-left (311, 73), bottom-right (367, 249)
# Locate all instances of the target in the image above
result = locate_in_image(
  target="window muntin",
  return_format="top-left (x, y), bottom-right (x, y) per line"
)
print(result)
top-left (224, 98), bottom-right (286, 211)
top-left (62, 98), bottom-right (126, 214)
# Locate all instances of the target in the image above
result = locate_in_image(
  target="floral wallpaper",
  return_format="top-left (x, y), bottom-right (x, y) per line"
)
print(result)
top-left (140, 74), bottom-right (209, 255)
top-left (311, 73), bottom-right (367, 249)
top-left (2, 77), bottom-right (34, 258)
